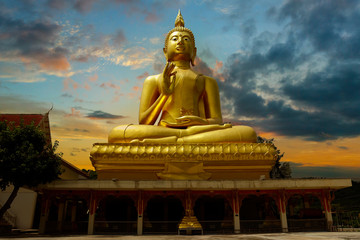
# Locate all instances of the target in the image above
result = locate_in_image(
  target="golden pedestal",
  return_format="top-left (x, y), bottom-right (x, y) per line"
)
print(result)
top-left (178, 215), bottom-right (202, 235)
top-left (90, 142), bottom-right (277, 180)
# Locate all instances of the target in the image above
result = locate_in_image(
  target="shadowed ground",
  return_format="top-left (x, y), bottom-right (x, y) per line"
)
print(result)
top-left (1, 232), bottom-right (360, 240)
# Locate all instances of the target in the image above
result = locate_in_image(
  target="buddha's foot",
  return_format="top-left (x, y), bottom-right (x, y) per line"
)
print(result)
top-left (130, 136), bottom-right (178, 144)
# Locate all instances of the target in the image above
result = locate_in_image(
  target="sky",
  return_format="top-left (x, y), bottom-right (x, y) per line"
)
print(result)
top-left (0, 0), bottom-right (359, 179)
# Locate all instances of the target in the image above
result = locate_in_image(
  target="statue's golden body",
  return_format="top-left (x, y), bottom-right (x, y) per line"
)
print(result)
top-left (108, 11), bottom-right (257, 143)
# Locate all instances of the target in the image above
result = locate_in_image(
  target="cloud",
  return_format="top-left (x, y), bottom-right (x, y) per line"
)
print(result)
top-left (84, 82), bottom-right (91, 90)
top-left (73, 0), bottom-right (97, 14)
top-left (72, 147), bottom-right (90, 153)
top-left (99, 81), bottom-right (121, 90)
top-left (0, 95), bottom-right (53, 113)
top-left (290, 162), bottom-right (360, 178)
top-left (73, 128), bottom-right (90, 133)
top-left (112, 30), bottom-right (127, 47)
top-left (144, 11), bottom-right (159, 23)
top-left (89, 73), bottom-right (98, 82)
top-left (0, 10), bottom-right (71, 75)
top-left (215, 1), bottom-right (360, 142)
top-left (63, 78), bottom-right (79, 91)
top-left (61, 93), bottom-right (73, 98)
top-left (136, 72), bottom-right (149, 80)
top-left (47, 0), bottom-right (68, 10)
top-left (132, 86), bottom-right (139, 91)
top-left (276, 0), bottom-right (360, 60)
top-left (86, 110), bottom-right (125, 120)
top-left (112, 47), bottom-right (155, 69)
top-left (150, 37), bottom-right (160, 45)
top-left (65, 107), bottom-right (81, 118)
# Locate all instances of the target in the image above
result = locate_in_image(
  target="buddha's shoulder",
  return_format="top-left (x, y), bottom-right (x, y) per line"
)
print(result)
top-left (143, 74), bottom-right (162, 83)
top-left (189, 69), bottom-right (215, 80)
top-left (192, 71), bottom-right (218, 85)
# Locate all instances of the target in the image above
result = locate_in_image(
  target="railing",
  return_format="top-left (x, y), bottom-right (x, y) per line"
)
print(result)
top-left (94, 220), bottom-right (137, 234)
top-left (333, 211), bottom-right (360, 231)
top-left (240, 219), bottom-right (281, 233)
top-left (45, 220), bottom-right (88, 233)
top-left (287, 218), bottom-right (326, 232)
top-left (62, 221), bottom-right (88, 233)
top-left (143, 220), bottom-right (180, 234)
top-left (0, 201), bottom-right (16, 227)
top-left (198, 220), bottom-right (233, 234)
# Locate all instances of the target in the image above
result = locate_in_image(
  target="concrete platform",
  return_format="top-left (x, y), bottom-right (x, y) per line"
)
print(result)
top-left (2, 232), bottom-right (360, 240)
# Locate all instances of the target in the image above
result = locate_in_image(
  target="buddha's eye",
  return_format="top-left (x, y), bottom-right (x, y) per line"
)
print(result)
top-left (184, 37), bottom-right (189, 41)
top-left (171, 36), bottom-right (178, 41)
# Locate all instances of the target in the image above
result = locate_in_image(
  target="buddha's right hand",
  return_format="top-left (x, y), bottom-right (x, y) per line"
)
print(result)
top-left (160, 62), bottom-right (177, 95)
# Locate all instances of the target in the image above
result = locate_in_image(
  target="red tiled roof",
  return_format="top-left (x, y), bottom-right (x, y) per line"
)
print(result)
top-left (0, 113), bottom-right (52, 145)
top-left (0, 114), bottom-right (45, 126)
top-left (61, 158), bottom-right (90, 179)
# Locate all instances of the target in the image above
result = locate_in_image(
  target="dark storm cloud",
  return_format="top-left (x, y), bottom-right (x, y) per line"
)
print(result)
top-left (218, 0), bottom-right (360, 141)
top-left (47, 0), bottom-right (68, 10)
top-left (276, 0), bottom-right (360, 60)
top-left (86, 110), bottom-right (125, 119)
top-left (283, 63), bottom-right (360, 120)
top-left (290, 162), bottom-right (360, 179)
top-left (0, 14), bottom-right (61, 50)
top-left (0, 10), bottom-right (71, 71)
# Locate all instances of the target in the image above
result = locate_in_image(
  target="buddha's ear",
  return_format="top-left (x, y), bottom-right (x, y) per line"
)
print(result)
top-left (191, 47), bottom-right (197, 66)
top-left (163, 48), bottom-right (168, 61)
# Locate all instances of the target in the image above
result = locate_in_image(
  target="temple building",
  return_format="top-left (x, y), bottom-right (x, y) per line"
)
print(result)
top-left (0, 113), bottom-right (89, 230)
top-left (2, 11), bottom-right (352, 235)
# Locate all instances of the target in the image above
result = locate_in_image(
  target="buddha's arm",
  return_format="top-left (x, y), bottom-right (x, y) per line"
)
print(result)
top-left (139, 76), bottom-right (167, 125)
top-left (139, 63), bottom-right (176, 125)
top-left (202, 76), bottom-right (223, 124)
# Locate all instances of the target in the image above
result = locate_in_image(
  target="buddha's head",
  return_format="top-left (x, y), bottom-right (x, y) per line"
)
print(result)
top-left (164, 10), bottom-right (196, 66)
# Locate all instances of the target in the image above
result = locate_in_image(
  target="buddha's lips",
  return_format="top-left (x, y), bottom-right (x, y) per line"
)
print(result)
top-left (176, 47), bottom-right (185, 51)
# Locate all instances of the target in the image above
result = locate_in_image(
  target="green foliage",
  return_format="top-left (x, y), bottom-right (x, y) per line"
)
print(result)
top-left (0, 120), bottom-right (63, 190)
top-left (82, 169), bottom-right (98, 179)
top-left (257, 136), bottom-right (291, 179)
top-left (332, 181), bottom-right (360, 212)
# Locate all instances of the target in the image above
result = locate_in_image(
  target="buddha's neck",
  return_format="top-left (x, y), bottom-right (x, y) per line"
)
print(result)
top-left (173, 61), bottom-right (190, 70)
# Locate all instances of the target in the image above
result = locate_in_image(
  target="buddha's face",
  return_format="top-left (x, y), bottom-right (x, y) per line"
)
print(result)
top-left (164, 31), bottom-right (196, 63)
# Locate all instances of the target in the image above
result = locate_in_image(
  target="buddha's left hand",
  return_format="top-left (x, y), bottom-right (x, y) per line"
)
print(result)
top-left (176, 115), bottom-right (208, 126)
top-left (161, 116), bottom-right (208, 128)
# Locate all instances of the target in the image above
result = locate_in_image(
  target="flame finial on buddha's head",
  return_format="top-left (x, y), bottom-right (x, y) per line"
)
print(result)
top-left (175, 10), bottom-right (185, 27)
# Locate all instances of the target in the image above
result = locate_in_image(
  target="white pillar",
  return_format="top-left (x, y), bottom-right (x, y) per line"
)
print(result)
top-left (87, 193), bottom-right (97, 235)
top-left (137, 214), bottom-right (143, 235)
top-left (233, 191), bottom-right (240, 234)
top-left (71, 203), bottom-right (77, 230)
top-left (137, 191), bottom-right (144, 235)
top-left (280, 210), bottom-right (288, 233)
top-left (71, 204), bottom-right (77, 222)
top-left (39, 197), bottom-right (50, 234)
top-left (322, 191), bottom-right (333, 231)
top-left (277, 192), bottom-right (288, 233)
top-left (57, 200), bottom-right (65, 232)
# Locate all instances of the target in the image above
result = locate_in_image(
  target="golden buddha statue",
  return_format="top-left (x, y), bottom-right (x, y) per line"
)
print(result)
top-left (108, 11), bottom-right (257, 144)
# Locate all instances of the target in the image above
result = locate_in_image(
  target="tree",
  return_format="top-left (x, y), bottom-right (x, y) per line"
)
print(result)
top-left (82, 169), bottom-right (97, 179)
top-left (0, 120), bottom-right (62, 220)
top-left (257, 136), bottom-right (291, 179)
